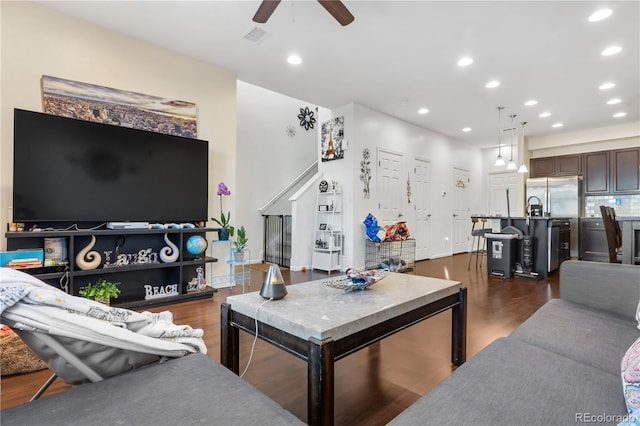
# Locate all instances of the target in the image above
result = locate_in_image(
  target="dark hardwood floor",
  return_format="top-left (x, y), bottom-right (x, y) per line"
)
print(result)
top-left (1, 253), bottom-right (559, 425)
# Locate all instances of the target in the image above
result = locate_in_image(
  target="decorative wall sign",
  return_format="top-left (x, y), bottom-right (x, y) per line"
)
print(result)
top-left (297, 106), bottom-right (316, 130)
top-left (360, 148), bottom-right (371, 198)
top-left (41, 75), bottom-right (197, 138)
top-left (144, 283), bottom-right (179, 300)
top-left (103, 248), bottom-right (159, 268)
top-left (321, 116), bottom-right (344, 162)
top-left (76, 235), bottom-right (102, 270)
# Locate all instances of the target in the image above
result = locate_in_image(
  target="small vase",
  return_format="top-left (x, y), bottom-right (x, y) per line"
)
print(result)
top-left (218, 228), bottom-right (230, 241)
top-left (233, 250), bottom-right (245, 263)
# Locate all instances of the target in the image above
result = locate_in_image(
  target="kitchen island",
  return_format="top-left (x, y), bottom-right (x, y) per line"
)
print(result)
top-left (498, 217), bottom-right (572, 278)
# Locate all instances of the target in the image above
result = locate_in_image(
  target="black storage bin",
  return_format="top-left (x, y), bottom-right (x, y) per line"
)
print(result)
top-left (486, 233), bottom-right (517, 278)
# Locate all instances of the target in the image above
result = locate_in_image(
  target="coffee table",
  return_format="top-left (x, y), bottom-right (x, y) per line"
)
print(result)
top-left (221, 272), bottom-right (466, 426)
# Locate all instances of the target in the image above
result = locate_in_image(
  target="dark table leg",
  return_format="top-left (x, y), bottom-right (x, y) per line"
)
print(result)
top-left (220, 302), bottom-right (239, 374)
top-left (308, 337), bottom-right (334, 426)
top-left (451, 287), bottom-right (467, 366)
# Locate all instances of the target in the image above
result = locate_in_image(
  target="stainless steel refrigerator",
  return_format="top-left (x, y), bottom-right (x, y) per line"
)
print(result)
top-left (526, 176), bottom-right (583, 258)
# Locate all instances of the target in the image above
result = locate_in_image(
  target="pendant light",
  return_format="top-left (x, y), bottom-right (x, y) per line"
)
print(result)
top-left (518, 121), bottom-right (529, 173)
top-left (494, 106), bottom-right (505, 166)
top-left (507, 114), bottom-right (517, 170)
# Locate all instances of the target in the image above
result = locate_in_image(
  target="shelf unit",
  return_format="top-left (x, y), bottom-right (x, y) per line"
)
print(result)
top-left (312, 187), bottom-right (343, 273)
top-left (5, 227), bottom-right (218, 309)
top-left (209, 240), bottom-right (251, 292)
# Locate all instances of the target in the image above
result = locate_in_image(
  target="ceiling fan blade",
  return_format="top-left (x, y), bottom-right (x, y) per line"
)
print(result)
top-left (317, 0), bottom-right (355, 26)
top-left (253, 0), bottom-right (282, 24)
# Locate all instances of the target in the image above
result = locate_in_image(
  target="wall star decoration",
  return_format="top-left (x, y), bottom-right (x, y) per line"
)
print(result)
top-left (298, 106), bottom-right (316, 130)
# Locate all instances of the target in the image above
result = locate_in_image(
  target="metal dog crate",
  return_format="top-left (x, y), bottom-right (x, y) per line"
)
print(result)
top-left (365, 238), bottom-right (415, 272)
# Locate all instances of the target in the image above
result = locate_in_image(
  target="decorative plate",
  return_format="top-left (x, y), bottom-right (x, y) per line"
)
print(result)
top-left (323, 269), bottom-right (388, 292)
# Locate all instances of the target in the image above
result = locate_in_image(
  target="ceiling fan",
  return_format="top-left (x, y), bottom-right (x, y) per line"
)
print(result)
top-left (253, 0), bottom-right (355, 26)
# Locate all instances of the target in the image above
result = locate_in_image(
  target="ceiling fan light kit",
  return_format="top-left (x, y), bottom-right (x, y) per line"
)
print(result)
top-left (253, 0), bottom-right (354, 26)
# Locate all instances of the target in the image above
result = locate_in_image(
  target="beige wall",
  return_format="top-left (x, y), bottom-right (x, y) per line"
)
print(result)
top-left (0, 2), bottom-right (237, 249)
top-left (528, 121), bottom-right (640, 158)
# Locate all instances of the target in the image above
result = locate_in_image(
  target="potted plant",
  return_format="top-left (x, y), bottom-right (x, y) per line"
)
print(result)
top-left (211, 182), bottom-right (234, 240)
top-left (79, 279), bottom-right (121, 306)
top-left (233, 226), bottom-right (248, 263)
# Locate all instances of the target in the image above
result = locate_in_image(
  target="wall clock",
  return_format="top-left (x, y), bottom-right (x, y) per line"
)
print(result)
top-left (298, 106), bottom-right (316, 131)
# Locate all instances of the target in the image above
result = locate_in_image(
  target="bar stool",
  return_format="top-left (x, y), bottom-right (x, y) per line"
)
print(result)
top-left (468, 217), bottom-right (490, 270)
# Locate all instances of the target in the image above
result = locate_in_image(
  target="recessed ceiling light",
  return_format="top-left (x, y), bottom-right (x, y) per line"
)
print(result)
top-left (599, 82), bottom-right (616, 90)
top-left (462, 127), bottom-right (472, 132)
top-left (417, 108), bottom-right (429, 114)
top-left (287, 54), bottom-right (302, 65)
top-left (606, 98), bottom-right (621, 105)
top-left (524, 100), bottom-right (538, 106)
top-left (552, 123), bottom-right (564, 128)
top-left (613, 112), bottom-right (627, 118)
top-left (539, 112), bottom-right (551, 118)
top-left (457, 57), bottom-right (473, 67)
top-left (485, 80), bottom-right (500, 89)
top-left (601, 45), bottom-right (622, 56)
top-left (588, 9), bottom-right (612, 22)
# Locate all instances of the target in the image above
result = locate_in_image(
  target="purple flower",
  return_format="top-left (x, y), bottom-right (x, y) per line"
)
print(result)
top-left (217, 182), bottom-right (231, 196)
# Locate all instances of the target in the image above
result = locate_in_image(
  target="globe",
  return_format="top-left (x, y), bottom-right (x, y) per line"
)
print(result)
top-left (186, 235), bottom-right (208, 256)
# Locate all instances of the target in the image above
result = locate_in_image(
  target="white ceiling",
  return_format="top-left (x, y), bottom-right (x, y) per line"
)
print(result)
top-left (38, 1), bottom-right (640, 147)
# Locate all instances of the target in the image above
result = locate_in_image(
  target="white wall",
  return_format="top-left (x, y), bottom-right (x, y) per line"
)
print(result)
top-left (236, 81), bottom-right (320, 262)
top-left (0, 2), bottom-right (237, 250)
top-left (312, 103), bottom-right (484, 269)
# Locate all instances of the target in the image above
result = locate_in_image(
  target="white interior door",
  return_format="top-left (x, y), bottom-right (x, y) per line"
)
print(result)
top-left (377, 148), bottom-right (403, 226)
top-left (489, 172), bottom-right (519, 217)
top-left (413, 158), bottom-right (431, 260)
top-left (452, 168), bottom-right (470, 254)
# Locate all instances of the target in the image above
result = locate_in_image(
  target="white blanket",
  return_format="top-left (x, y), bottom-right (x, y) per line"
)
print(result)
top-left (0, 268), bottom-right (206, 354)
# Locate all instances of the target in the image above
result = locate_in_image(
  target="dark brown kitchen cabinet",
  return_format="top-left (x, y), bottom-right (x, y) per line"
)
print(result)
top-left (529, 154), bottom-right (581, 178)
top-left (556, 154), bottom-right (582, 175)
top-left (584, 151), bottom-right (610, 194)
top-left (611, 148), bottom-right (640, 193)
top-left (529, 157), bottom-right (555, 178)
top-left (579, 218), bottom-right (609, 262)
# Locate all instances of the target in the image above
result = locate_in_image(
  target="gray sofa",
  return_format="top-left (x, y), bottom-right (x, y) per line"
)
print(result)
top-left (1, 353), bottom-right (304, 426)
top-left (390, 260), bottom-right (640, 426)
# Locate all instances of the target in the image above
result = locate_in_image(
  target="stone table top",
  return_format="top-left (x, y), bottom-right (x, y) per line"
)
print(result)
top-left (225, 272), bottom-right (461, 342)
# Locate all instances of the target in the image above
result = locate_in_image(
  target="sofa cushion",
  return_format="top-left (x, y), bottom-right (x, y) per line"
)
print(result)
top-left (1, 353), bottom-right (304, 426)
top-left (388, 337), bottom-right (626, 426)
top-left (511, 299), bottom-right (639, 376)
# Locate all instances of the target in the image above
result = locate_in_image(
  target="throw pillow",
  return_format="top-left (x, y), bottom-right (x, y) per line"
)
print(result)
top-left (621, 337), bottom-right (640, 425)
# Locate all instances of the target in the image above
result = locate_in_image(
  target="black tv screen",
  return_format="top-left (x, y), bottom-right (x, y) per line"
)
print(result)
top-left (13, 109), bottom-right (208, 224)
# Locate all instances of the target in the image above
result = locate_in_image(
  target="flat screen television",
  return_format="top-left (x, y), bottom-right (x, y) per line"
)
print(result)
top-left (13, 108), bottom-right (209, 224)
